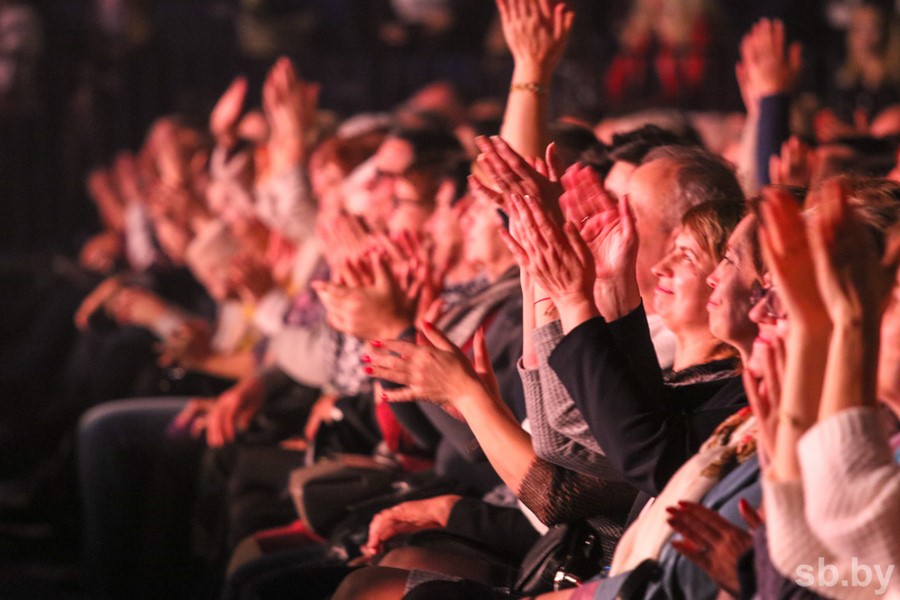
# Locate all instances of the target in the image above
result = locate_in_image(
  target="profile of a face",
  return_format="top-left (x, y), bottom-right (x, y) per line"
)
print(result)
top-left (705, 216), bottom-right (760, 353)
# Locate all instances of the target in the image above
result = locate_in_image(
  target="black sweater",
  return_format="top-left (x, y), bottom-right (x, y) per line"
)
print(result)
top-left (549, 304), bottom-right (747, 496)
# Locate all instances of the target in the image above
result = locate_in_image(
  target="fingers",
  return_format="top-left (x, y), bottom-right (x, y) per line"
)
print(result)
top-left (499, 227), bottom-right (531, 269)
top-left (172, 399), bottom-right (209, 430)
top-left (545, 142), bottom-right (564, 181)
top-left (420, 321), bottom-right (456, 352)
top-left (381, 387), bottom-right (422, 403)
top-left (670, 538), bottom-right (711, 568)
top-left (738, 498), bottom-right (763, 531)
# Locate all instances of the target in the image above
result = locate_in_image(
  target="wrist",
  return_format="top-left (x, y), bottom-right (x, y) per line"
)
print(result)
top-left (557, 295), bottom-right (599, 335)
top-left (433, 494), bottom-right (462, 527)
top-left (512, 64), bottom-right (551, 88)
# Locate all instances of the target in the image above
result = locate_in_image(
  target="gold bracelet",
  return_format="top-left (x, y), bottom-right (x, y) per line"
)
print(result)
top-left (778, 411), bottom-right (815, 430)
top-left (510, 82), bottom-right (548, 95)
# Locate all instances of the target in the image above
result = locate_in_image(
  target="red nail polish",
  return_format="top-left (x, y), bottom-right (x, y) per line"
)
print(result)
top-left (361, 355), bottom-right (371, 364)
top-left (381, 392), bottom-right (389, 401)
top-left (372, 340), bottom-right (383, 348)
top-left (423, 321), bottom-right (434, 330)
top-left (364, 366), bottom-right (374, 375)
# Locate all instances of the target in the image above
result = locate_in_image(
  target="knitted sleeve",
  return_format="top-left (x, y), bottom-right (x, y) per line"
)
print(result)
top-left (516, 457), bottom-right (637, 527)
top-left (798, 407), bottom-right (900, 591)
top-left (762, 478), bottom-right (873, 599)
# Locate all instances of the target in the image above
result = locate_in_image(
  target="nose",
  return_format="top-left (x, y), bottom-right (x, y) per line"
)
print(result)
top-left (650, 253), bottom-right (673, 280)
top-left (748, 294), bottom-right (773, 325)
top-left (706, 262), bottom-right (722, 289)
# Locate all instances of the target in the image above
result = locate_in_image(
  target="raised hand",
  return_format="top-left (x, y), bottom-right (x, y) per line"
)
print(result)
top-left (365, 322), bottom-right (487, 408)
top-left (474, 135), bottom-right (564, 221)
top-left (210, 76), bottom-right (248, 149)
top-left (497, 0), bottom-right (574, 83)
top-left (314, 252), bottom-right (415, 341)
top-left (263, 57), bottom-right (320, 175)
top-left (559, 166), bottom-right (640, 320)
top-left (737, 18), bottom-right (802, 112)
top-left (769, 137), bottom-right (814, 188)
top-left (758, 187), bottom-right (829, 330)
top-left (806, 180), bottom-right (898, 326)
top-left (500, 193), bottom-right (598, 332)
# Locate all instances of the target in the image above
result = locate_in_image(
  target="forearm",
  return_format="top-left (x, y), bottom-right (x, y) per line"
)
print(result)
top-left (556, 296), bottom-right (600, 335)
top-left (517, 458), bottom-right (636, 526)
top-left (522, 275), bottom-right (538, 370)
top-left (755, 94), bottom-right (791, 188)
top-left (455, 387), bottom-right (537, 492)
top-left (500, 63), bottom-right (551, 159)
top-left (818, 318), bottom-right (880, 420)
top-left (770, 328), bottom-right (831, 482)
top-left (192, 349), bottom-right (255, 380)
top-left (593, 277), bottom-right (641, 324)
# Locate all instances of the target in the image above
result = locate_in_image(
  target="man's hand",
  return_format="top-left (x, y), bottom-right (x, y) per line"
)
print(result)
top-left (204, 376), bottom-right (266, 448)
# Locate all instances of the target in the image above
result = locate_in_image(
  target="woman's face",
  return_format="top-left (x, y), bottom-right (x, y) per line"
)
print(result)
top-left (746, 273), bottom-right (789, 378)
top-left (650, 228), bottom-right (718, 334)
top-left (706, 216), bottom-right (760, 354)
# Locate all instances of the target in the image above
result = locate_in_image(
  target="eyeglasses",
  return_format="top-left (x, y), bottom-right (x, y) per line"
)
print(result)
top-left (749, 280), bottom-right (787, 320)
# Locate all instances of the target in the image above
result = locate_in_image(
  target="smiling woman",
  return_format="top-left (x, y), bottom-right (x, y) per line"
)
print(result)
top-left (650, 200), bottom-right (744, 371)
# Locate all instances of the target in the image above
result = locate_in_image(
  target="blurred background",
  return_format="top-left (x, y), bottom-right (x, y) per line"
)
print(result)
top-left (0, 0), bottom-right (877, 256)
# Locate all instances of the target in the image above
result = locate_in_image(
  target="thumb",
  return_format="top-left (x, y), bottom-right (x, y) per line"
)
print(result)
top-left (420, 321), bottom-right (456, 352)
top-left (545, 142), bottom-right (565, 182)
top-left (473, 326), bottom-right (501, 399)
top-left (370, 252), bottom-right (393, 289)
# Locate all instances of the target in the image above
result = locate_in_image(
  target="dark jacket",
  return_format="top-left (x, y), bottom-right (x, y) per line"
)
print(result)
top-left (549, 304), bottom-right (747, 496)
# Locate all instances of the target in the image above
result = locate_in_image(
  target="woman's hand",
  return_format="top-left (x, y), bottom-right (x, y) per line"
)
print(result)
top-left (210, 76), bottom-right (248, 149)
top-left (365, 323), bottom-right (494, 410)
top-left (263, 57), bottom-right (320, 175)
top-left (314, 252), bottom-right (415, 341)
top-left (758, 187), bottom-right (829, 332)
top-left (497, 0), bottom-right (574, 82)
top-left (501, 193), bottom-right (597, 332)
top-left (474, 135), bottom-right (564, 221)
top-left (362, 495), bottom-right (462, 557)
top-left (667, 501), bottom-right (755, 598)
top-left (806, 180), bottom-right (898, 327)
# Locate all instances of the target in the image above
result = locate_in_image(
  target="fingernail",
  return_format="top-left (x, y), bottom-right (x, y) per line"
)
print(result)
top-left (739, 498), bottom-right (751, 512)
top-left (381, 392), bottom-right (388, 401)
top-left (364, 366), bottom-right (374, 375)
top-left (361, 355), bottom-right (371, 364)
top-left (372, 340), bottom-right (383, 348)
top-left (423, 321), bottom-right (434, 329)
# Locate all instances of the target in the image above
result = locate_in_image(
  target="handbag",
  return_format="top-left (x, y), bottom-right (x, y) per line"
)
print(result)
top-left (514, 519), bottom-right (611, 595)
top-left (288, 455), bottom-right (401, 537)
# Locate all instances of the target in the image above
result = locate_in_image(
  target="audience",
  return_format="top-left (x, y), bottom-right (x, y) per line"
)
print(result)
top-left (5, 1), bottom-right (900, 599)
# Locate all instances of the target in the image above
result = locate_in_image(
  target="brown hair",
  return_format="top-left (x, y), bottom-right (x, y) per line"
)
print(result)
top-left (681, 200), bottom-right (746, 262)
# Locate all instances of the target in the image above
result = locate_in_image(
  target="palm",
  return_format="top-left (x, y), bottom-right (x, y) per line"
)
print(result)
top-left (581, 210), bottom-right (635, 282)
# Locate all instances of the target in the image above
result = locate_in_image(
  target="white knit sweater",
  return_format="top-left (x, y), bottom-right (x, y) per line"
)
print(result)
top-left (764, 407), bottom-right (900, 599)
